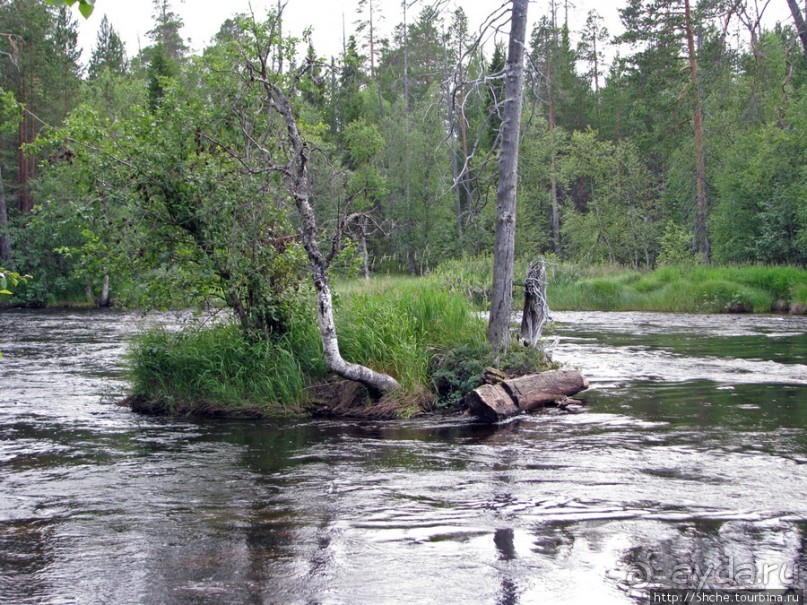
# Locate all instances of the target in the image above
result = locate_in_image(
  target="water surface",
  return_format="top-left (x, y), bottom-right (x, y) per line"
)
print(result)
top-left (1, 309), bottom-right (806, 604)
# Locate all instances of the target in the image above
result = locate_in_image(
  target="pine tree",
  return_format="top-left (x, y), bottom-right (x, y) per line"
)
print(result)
top-left (88, 15), bottom-right (127, 79)
top-left (148, 0), bottom-right (187, 60)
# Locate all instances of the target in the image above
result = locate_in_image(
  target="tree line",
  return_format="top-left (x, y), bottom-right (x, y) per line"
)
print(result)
top-left (1, 0), bottom-right (805, 305)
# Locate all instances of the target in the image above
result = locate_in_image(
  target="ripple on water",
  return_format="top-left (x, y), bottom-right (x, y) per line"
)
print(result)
top-left (1, 309), bottom-right (807, 603)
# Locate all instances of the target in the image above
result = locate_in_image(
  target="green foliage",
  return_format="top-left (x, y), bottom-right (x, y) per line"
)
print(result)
top-left (127, 278), bottom-right (500, 416)
top-left (710, 90), bottom-right (807, 265)
top-left (559, 132), bottom-right (659, 266)
top-left (43, 0), bottom-right (94, 18)
top-left (7, 0), bottom-right (803, 315)
top-left (552, 264), bottom-right (806, 313)
top-left (432, 254), bottom-right (532, 309)
top-left (433, 255), bottom-right (807, 314)
top-left (0, 268), bottom-right (30, 357)
top-left (657, 221), bottom-right (695, 266)
top-left (35, 63), bottom-right (308, 331)
top-left (430, 341), bottom-right (552, 407)
top-left (0, 88), bottom-right (19, 134)
top-left (87, 15), bottom-right (127, 78)
top-left (0, 267), bottom-right (28, 296)
top-left (127, 321), bottom-right (312, 415)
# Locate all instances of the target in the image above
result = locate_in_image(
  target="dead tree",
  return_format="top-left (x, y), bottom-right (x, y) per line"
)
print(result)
top-left (0, 166), bottom-right (10, 264)
top-left (464, 369), bottom-right (589, 422)
top-left (487, 0), bottom-right (529, 352)
top-left (786, 0), bottom-right (807, 60)
top-left (519, 259), bottom-right (549, 348)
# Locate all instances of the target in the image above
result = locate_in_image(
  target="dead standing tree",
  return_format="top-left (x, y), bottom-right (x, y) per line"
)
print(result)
top-left (519, 259), bottom-right (549, 349)
top-left (487, 0), bottom-right (529, 352)
top-left (237, 12), bottom-right (400, 396)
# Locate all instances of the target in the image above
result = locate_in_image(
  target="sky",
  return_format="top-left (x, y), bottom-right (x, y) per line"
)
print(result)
top-left (74, 0), bottom-right (795, 68)
top-left (74, 0), bottom-right (617, 64)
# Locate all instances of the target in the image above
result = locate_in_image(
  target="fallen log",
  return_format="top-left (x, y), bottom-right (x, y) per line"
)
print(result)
top-left (464, 384), bottom-right (520, 421)
top-left (464, 369), bottom-right (589, 423)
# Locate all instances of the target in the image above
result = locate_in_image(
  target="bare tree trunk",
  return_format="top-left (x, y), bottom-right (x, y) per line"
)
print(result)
top-left (0, 166), bottom-right (11, 264)
top-left (459, 101), bottom-right (473, 232)
top-left (546, 35), bottom-right (561, 254)
top-left (359, 216), bottom-right (370, 281)
top-left (786, 0), bottom-right (807, 60)
top-left (443, 41), bottom-right (464, 241)
top-left (295, 177), bottom-right (399, 393)
top-left (17, 83), bottom-right (30, 213)
top-left (450, 137), bottom-right (464, 240)
top-left (684, 0), bottom-right (710, 263)
top-left (303, 211), bottom-right (400, 396)
top-left (276, 0), bottom-right (284, 74)
top-left (98, 271), bottom-right (111, 307)
top-left (402, 0), bottom-right (414, 274)
top-left (593, 31), bottom-right (600, 97)
top-left (254, 45), bottom-right (400, 395)
top-left (369, 0), bottom-right (375, 78)
top-left (402, 0), bottom-right (410, 114)
top-left (246, 15), bottom-right (400, 396)
top-left (550, 152), bottom-right (560, 254)
top-left (488, 0), bottom-right (529, 351)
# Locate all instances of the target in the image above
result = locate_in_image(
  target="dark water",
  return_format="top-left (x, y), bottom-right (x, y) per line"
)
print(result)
top-left (1, 309), bottom-right (806, 604)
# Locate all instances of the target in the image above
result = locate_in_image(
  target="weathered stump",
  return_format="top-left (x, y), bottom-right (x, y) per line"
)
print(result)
top-left (519, 259), bottom-right (549, 348)
top-left (464, 369), bottom-right (589, 423)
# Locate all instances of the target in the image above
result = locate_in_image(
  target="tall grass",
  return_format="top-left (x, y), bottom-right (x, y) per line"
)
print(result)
top-left (433, 256), bottom-right (807, 314)
top-left (336, 279), bottom-right (486, 391)
top-left (127, 322), bottom-right (316, 416)
top-left (126, 278), bottom-right (497, 416)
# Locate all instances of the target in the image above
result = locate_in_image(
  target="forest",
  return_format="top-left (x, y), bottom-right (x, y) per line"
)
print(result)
top-left (1, 0), bottom-right (806, 415)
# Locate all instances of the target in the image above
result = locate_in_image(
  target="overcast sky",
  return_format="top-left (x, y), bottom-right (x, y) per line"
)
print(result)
top-left (75, 0), bottom-right (793, 68)
top-left (75, 0), bottom-right (617, 63)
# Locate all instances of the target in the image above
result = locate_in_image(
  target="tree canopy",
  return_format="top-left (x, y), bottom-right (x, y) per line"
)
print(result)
top-left (0, 0), bottom-right (803, 313)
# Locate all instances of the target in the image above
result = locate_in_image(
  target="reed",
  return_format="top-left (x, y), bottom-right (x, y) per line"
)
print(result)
top-left (127, 322), bottom-right (312, 416)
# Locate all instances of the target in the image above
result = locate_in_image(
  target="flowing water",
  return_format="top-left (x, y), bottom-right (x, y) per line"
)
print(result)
top-left (1, 308), bottom-right (806, 604)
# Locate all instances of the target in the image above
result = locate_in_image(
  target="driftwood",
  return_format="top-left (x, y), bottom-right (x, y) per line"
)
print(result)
top-left (464, 369), bottom-right (589, 423)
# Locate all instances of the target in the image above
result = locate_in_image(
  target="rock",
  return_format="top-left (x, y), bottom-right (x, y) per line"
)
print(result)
top-left (790, 302), bottom-right (807, 316)
top-left (727, 300), bottom-right (752, 313)
top-left (771, 300), bottom-right (790, 314)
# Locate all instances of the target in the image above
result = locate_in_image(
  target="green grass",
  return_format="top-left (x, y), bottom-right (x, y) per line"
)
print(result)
top-left (127, 277), bottom-right (543, 417)
top-left (336, 278), bottom-right (486, 391)
top-left (433, 256), bottom-right (807, 314)
top-left (127, 321), bottom-right (315, 416)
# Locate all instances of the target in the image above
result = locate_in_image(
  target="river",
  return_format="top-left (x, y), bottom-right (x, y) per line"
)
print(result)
top-left (1, 309), bottom-right (806, 604)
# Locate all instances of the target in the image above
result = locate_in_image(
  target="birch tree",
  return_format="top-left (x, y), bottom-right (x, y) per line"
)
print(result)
top-left (235, 12), bottom-right (400, 394)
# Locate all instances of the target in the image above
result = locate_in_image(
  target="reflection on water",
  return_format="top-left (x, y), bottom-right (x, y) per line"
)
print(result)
top-left (0, 308), bottom-right (806, 603)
